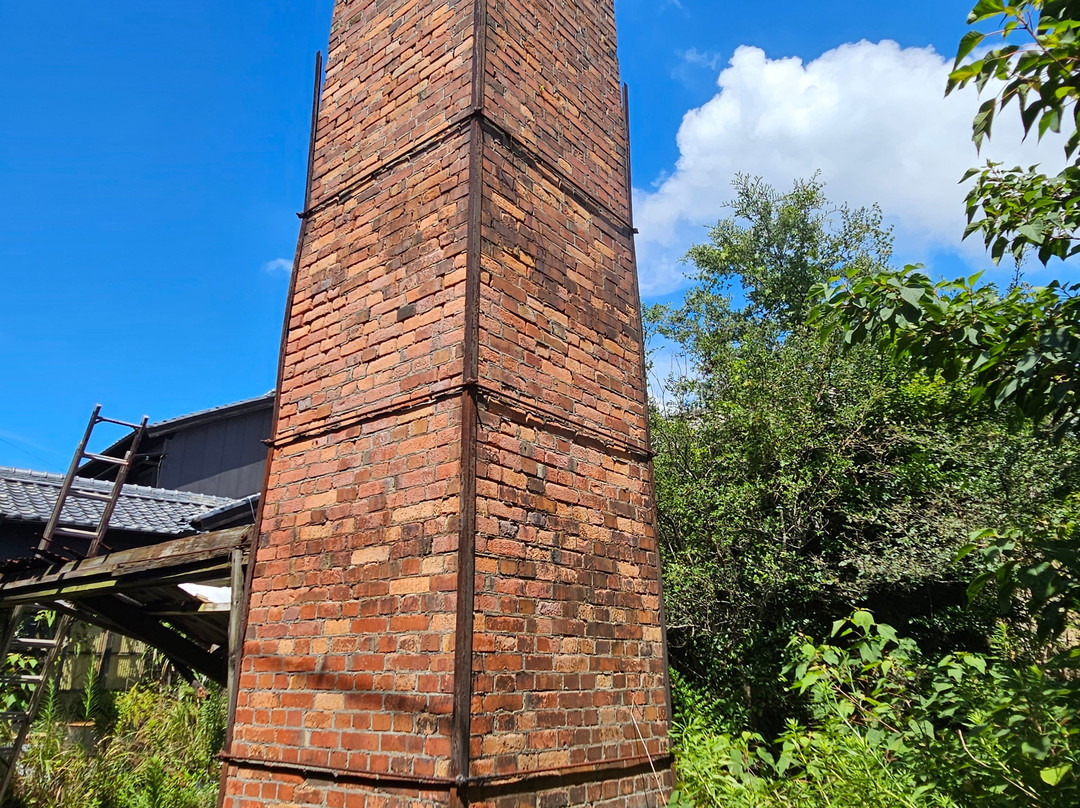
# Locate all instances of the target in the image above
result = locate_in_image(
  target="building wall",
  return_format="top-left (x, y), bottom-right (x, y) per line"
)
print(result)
top-left (77, 402), bottom-right (273, 501)
top-left (156, 407), bottom-right (273, 499)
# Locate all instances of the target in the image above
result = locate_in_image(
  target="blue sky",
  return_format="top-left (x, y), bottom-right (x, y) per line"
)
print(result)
top-left (0, 0), bottom-right (1053, 470)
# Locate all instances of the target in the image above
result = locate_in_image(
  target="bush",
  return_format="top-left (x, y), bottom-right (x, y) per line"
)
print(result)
top-left (6, 681), bottom-right (225, 808)
top-left (670, 611), bottom-right (1080, 808)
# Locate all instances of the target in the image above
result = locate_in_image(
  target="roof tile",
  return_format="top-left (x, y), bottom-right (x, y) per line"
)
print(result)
top-left (0, 466), bottom-right (238, 536)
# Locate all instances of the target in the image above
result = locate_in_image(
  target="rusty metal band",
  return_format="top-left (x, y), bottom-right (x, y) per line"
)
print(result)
top-left (270, 384), bottom-right (466, 448)
top-left (477, 384), bottom-right (653, 460)
top-left (478, 117), bottom-right (635, 238)
top-left (298, 116), bottom-right (634, 244)
top-left (450, 0), bottom-right (488, 793)
top-left (268, 379), bottom-right (653, 461)
top-left (301, 111), bottom-right (472, 219)
top-left (221, 752), bottom-right (671, 794)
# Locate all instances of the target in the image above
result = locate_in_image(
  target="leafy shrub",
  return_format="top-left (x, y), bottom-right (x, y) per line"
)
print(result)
top-left (670, 611), bottom-right (1080, 808)
top-left (6, 681), bottom-right (225, 808)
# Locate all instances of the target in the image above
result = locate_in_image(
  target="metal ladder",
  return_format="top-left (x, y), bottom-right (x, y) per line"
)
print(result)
top-left (0, 405), bottom-right (148, 799)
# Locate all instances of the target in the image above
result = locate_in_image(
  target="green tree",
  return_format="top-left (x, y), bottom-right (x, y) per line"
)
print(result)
top-left (811, 0), bottom-right (1080, 645)
top-left (650, 176), bottom-right (1076, 733)
top-left (666, 4), bottom-right (1080, 803)
top-left (948, 0), bottom-right (1080, 264)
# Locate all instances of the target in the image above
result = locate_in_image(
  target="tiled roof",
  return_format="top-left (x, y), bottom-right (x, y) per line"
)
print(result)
top-left (0, 467), bottom-right (237, 536)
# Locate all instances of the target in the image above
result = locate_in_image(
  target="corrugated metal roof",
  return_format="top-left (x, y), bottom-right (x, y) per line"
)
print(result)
top-left (144, 392), bottom-right (274, 435)
top-left (0, 467), bottom-right (238, 536)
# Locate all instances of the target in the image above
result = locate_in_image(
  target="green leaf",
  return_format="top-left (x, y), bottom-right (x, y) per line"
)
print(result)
top-left (899, 286), bottom-right (924, 307)
top-left (1017, 223), bottom-right (1046, 244)
top-left (851, 609), bottom-right (873, 631)
top-left (956, 543), bottom-right (978, 562)
top-left (1040, 764), bottom-right (1071, 786)
top-left (964, 654), bottom-right (987, 674)
top-left (968, 0), bottom-right (1006, 23)
top-left (955, 30), bottom-right (986, 65)
top-left (973, 98), bottom-right (997, 150)
top-left (1039, 107), bottom-right (1063, 139)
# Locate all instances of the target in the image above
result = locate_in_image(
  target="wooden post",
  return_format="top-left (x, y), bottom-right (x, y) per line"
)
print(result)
top-left (227, 547), bottom-right (244, 723)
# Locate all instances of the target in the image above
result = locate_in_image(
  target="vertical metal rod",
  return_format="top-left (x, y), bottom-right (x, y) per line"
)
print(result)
top-left (220, 48), bottom-right (324, 764)
top-left (451, 1), bottom-right (488, 801)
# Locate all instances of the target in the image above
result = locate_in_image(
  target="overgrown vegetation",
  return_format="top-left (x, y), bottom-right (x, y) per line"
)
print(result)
top-left (649, 173), bottom-right (1080, 728)
top-left (4, 679), bottom-right (225, 808)
top-left (656, 1), bottom-right (1080, 804)
top-left (8, 3), bottom-right (1080, 807)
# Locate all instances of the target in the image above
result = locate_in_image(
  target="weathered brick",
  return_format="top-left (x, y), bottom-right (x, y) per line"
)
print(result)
top-left (222, 0), bottom-right (669, 804)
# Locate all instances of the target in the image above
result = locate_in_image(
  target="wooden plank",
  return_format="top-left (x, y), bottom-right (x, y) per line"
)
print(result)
top-left (2, 526), bottom-right (250, 585)
top-left (227, 547), bottom-right (244, 727)
top-left (0, 527), bottom-right (250, 605)
top-left (0, 560), bottom-right (235, 606)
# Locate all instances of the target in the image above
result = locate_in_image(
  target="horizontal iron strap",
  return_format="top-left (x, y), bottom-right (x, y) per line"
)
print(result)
top-left (271, 381), bottom-right (653, 459)
top-left (220, 752), bottom-right (671, 793)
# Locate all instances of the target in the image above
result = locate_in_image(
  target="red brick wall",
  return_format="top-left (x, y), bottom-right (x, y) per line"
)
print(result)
top-left (311, 0), bottom-right (474, 206)
top-left (483, 0), bottom-right (627, 213)
top-left (222, 0), bottom-right (671, 802)
top-left (223, 764), bottom-right (663, 808)
top-left (470, 406), bottom-right (667, 778)
top-left (229, 399), bottom-right (463, 779)
top-left (476, 138), bottom-right (648, 445)
top-left (274, 133), bottom-right (471, 438)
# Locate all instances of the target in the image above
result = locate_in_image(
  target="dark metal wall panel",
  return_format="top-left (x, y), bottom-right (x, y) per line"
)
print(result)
top-left (0, 522), bottom-right (44, 561)
top-left (156, 409), bottom-right (271, 499)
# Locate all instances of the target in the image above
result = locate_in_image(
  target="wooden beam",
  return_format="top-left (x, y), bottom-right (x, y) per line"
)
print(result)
top-left (227, 547), bottom-right (244, 727)
top-left (0, 527), bottom-right (250, 606)
top-left (80, 595), bottom-right (227, 683)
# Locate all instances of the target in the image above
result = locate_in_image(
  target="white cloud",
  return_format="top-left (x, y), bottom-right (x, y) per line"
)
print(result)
top-left (634, 40), bottom-right (1067, 296)
top-left (262, 257), bottom-right (293, 275)
top-left (671, 48), bottom-right (725, 87)
top-left (682, 48), bottom-right (723, 71)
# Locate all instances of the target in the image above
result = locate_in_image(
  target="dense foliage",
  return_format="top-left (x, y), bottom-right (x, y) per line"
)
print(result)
top-left (5, 679), bottom-right (225, 808)
top-left (649, 176), bottom-right (1080, 735)
top-left (658, 1), bottom-right (1080, 804)
top-left (669, 611), bottom-right (1080, 807)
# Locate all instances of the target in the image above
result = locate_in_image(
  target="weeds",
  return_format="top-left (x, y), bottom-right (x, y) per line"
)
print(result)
top-left (4, 681), bottom-right (225, 808)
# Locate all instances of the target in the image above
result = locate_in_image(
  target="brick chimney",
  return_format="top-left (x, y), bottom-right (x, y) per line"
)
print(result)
top-left (220, 0), bottom-right (672, 804)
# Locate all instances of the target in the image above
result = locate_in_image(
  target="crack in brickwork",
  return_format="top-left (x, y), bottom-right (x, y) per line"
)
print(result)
top-left (221, 0), bottom-right (672, 803)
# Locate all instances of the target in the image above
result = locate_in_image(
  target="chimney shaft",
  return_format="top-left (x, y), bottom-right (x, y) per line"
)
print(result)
top-left (221, 0), bottom-right (672, 804)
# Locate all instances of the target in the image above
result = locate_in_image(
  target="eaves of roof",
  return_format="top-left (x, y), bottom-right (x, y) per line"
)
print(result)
top-left (0, 466), bottom-right (239, 536)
